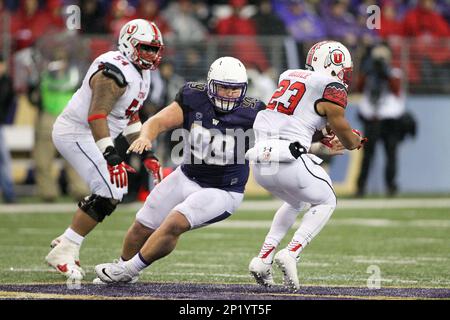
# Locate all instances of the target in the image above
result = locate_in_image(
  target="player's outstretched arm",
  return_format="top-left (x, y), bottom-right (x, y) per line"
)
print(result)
top-left (127, 101), bottom-right (184, 155)
top-left (317, 101), bottom-right (367, 150)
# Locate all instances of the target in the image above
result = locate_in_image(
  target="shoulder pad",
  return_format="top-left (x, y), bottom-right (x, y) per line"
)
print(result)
top-left (100, 62), bottom-right (128, 88)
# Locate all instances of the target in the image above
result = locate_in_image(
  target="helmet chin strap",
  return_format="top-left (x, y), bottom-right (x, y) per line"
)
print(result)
top-left (139, 58), bottom-right (152, 70)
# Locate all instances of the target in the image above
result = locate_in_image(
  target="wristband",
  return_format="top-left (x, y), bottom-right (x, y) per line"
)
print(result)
top-left (96, 137), bottom-right (114, 154)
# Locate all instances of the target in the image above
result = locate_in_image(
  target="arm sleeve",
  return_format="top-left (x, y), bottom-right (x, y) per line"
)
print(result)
top-left (322, 82), bottom-right (348, 108)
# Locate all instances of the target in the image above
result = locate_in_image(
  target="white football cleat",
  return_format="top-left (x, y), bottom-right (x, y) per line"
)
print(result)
top-left (50, 235), bottom-right (81, 267)
top-left (274, 249), bottom-right (300, 291)
top-left (92, 275), bottom-right (140, 284)
top-left (50, 236), bottom-right (62, 248)
top-left (92, 277), bottom-right (110, 285)
top-left (92, 260), bottom-right (140, 284)
top-left (45, 236), bottom-right (85, 280)
top-left (94, 262), bottom-right (139, 283)
top-left (249, 257), bottom-right (275, 287)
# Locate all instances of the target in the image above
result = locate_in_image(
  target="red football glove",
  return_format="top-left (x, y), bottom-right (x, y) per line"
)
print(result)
top-left (320, 127), bottom-right (336, 148)
top-left (320, 135), bottom-right (336, 149)
top-left (107, 162), bottom-right (136, 188)
top-left (103, 146), bottom-right (136, 188)
top-left (352, 129), bottom-right (368, 150)
top-left (143, 157), bottom-right (163, 185)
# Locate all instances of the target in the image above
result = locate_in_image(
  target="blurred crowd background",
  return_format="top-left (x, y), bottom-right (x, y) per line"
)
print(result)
top-left (0, 0), bottom-right (449, 202)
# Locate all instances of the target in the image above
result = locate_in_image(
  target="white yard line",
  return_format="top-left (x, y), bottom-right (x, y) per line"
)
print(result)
top-left (353, 258), bottom-right (418, 265)
top-left (329, 218), bottom-right (450, 228)
top-left (1, 198), bottom-right (450, 214)
top-left (4, 270), bottom-right (447, 286)
top-left (208, 219), bottom-right (450, 229)
top-left (158, 272), bottom-right (250, 279)
top-left (173, 263), bottom-right (226, 268)
top-left (239, 198), bottom-right (450, 210)
top-left (1, 218), bottom-right (449, 240)
top-left (307, 254), bottom-right (450, 262)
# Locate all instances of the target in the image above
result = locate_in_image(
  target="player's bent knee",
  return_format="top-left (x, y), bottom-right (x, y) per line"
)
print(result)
top-left (162, 211), bottom-right (191, 235)
top-left (131, 220), bottom-right (154, 237)
top-left (78, 194), bottom-right (118, 222)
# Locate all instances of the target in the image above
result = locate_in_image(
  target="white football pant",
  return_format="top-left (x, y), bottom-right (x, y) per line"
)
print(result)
top-left (252, 153), bottom-right (336, 254)
top-left (52, 133), bottom-right (127, 201)
top-left (136, 166), bottom-right (243, 229)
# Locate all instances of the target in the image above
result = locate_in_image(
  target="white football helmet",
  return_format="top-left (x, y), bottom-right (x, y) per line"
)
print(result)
top-left (207, 56), bottom-right (248, 112)
top-left (118, 19), bottom-right (164, 70)
top-left (305, 41), bottom-right (353, 88)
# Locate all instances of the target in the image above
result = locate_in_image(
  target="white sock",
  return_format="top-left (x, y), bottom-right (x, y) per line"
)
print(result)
top-left (288, 204), bottom-right (335, 259)
top-left (124, 252), bottom-right (150, 274)
top-left (63, 227), bottom-right (84, 245)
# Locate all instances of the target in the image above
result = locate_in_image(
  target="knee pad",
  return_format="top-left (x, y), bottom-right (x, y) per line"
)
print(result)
top-left (78, 194), bottom-right (118, 222)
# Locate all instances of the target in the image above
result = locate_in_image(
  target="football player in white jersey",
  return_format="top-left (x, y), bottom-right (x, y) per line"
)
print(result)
top-left (247, 41), bottom-right (368, 291)
top-left (45, 19), bottom-right (164, 280)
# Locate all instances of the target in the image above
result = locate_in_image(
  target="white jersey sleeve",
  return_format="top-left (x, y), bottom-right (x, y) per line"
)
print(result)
top-left (253, 69), bottom-right (348, 150)
top-left (53, 51), bottom-right (151, 139)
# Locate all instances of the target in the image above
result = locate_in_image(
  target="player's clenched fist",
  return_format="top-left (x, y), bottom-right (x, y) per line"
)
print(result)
top-left (143, 155), bottom-right (163, 185)
top-left (352, 129), bottom-right (368, 150)
top-left (127, 137), bottom-right (152, 155)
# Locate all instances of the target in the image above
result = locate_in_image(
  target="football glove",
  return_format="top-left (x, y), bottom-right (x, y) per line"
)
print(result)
top-left (142, 152), bottom-right (163, 185)
top-left (320, 127), bottom-right (336, 148)
top-left (103, 146), bottom-right (136, 188)
top-left (352, 129), bottom-right (368, 150)
top-left (320, 134), bottom-right (335, 149)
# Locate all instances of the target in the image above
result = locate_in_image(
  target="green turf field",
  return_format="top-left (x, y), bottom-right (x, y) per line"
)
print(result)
top-left (0, 203), bottom-right (449, 289)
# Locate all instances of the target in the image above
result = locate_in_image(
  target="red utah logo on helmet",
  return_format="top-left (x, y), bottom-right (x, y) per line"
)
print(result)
top-left (331, 49), bottom-right (344, 65)
top-left (127, 24), bottom-right (137, 35)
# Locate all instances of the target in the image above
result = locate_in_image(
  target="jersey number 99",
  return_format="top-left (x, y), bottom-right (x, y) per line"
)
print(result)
top-left (189, 125), bottom-right (235, 166)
